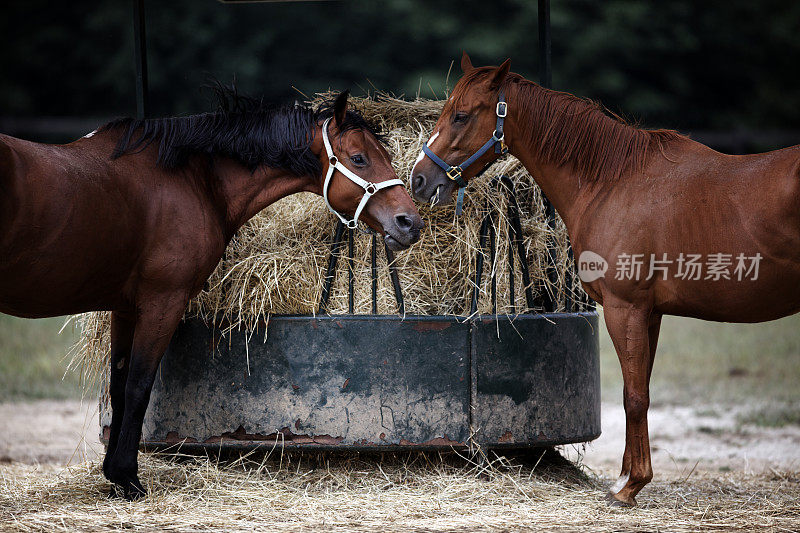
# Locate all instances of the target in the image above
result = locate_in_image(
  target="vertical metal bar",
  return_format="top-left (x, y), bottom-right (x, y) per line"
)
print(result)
top-left (470, 212), bottom-right (493, 315)
top-left (348, 228), bottom-right (354, 314)
top-left (371, 233), bottom-right (378, 314)
top-left (384, 245), bottom-right (405, 315)
top-left (503, 177), bottom-right (536, 310)
top-left (538, 0), bottom-right (559, 312)
top-left (319, 221), bottom-right (346, 313)
top-left (565, 245), bottom-right (575, 312)
top-left (497, 177), bottom-right (517, 313)
top-left (544, 204), bottom-right (559, 311)
top-left (132, 0), bottom-right (149, 119)
top-left (507, 215), bottom-right (516, 314)
top-left (538, 0), bottom-right (552, 89)
top-left (489, 219), bottom-right (497, 315)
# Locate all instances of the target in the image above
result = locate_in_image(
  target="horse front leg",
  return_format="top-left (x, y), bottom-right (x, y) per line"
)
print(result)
top-left (603, 302), bottom-right (659, 507)
top-left (103, 292), bottom-right (188, 500)
top-left (102, 311), bottom-right (136, 486)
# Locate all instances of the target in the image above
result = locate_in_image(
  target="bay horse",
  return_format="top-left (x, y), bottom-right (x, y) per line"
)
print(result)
top-left (411, 53), bottom-right (800, 506)
top-left (0, 88), bottom-right (423, 499)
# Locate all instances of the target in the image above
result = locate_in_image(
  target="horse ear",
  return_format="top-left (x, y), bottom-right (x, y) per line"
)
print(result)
top-left (461, 51), bottom-right (474, 73)
top-left (489, 59), bottom-right (511, 91)
top-left (333, 89), bottom-right (350, 127)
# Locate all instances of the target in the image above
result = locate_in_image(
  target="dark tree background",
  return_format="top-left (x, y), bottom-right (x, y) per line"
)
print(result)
top-left (1, 0), bottom-right (798, 150)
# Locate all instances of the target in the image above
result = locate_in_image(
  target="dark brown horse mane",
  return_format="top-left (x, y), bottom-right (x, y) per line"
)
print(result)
top-left (451, 68), bottom-right (684, 182)
top-left (101, 85), bottom-right (382, 177)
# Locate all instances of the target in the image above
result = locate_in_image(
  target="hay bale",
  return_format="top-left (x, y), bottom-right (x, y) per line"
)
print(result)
top-left (69, 93), bottom-right (586, 388)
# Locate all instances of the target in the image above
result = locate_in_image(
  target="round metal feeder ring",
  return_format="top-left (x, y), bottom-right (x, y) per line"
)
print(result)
top-left (100, 312), bottom-right (600, 452)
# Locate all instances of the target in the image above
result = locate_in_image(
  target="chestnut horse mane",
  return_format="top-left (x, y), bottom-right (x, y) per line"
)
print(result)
top-left (101, 85), bottom-right (381, 176)
top-left (452, 69), bottom-right (684, 182)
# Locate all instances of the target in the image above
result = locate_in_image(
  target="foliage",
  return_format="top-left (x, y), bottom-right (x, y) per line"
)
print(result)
top-left (1, 0), bottom-right (799, 140)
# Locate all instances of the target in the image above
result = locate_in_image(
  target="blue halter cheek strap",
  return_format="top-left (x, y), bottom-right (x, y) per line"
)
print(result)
top-left (421, 91), bottom-right (508, 215)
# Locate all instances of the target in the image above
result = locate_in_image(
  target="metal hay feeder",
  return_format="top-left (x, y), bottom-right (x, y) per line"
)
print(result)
top-left (99, 176), bottom-right (601, 452)
top-left (100, 0), bottom-right (600, 453)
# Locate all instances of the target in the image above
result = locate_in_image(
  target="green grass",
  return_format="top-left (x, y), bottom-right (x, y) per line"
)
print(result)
top-left (736, 403), bottom-right (800, 428)
top-left (599, 311), bottom-right (800, 406)
top-left (0, 315), bottom-right (80, 401)
top-left (1, 310), bottom-right (799, 406)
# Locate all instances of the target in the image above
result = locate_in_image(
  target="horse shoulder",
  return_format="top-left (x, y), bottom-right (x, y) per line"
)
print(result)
top-left (132, 168), bottom-right (226, 291)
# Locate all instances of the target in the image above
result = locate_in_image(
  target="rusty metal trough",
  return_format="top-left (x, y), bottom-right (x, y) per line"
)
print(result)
top-left (100, 311), bottom-right (600, 452)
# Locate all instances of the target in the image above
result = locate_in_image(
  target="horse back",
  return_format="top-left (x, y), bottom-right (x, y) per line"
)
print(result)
top-left (0, 132), bottom-right (224, 317)
top-left (574, 138), bottom-right (800, 323)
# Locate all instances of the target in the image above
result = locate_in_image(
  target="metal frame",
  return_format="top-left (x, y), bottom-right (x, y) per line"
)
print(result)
top-left (318, 173), bottom-right (592, 317)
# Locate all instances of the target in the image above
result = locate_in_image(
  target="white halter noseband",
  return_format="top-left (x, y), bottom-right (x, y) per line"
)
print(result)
top-left (321, 117), bottom-right (405, 229)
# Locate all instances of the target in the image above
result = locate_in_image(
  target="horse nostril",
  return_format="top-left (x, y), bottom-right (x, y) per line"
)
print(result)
top-left (394, 213), bottom-right (414, 233)
top-left (412, 174), bottom-right (425, 192)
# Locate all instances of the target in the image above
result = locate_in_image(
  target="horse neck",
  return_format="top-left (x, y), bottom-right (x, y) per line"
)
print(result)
top-left (508, 143), bottom-right (594, 231)
top-left (213, 158), bottom-right (315, 237)
top-left (505, 83), bottom-right (639, 230)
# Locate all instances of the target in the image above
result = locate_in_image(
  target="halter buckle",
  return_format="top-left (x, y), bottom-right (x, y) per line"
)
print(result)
top-left (365, 183), bottom-right (377, 195)
top-left (329, 156), bottom-right (338, 166)
top-left (496, 101), bottom-right (507, 118)
top-left (446, 166), bottom-right (463, 181)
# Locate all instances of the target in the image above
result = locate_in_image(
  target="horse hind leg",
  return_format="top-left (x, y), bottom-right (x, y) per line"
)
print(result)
top-left (603, 302), bottom-right (658, 507)
top-left (103, 292), bottom-right (188, 500)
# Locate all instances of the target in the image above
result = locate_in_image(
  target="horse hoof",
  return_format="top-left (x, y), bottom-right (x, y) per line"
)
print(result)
top-left (605, 491), bottom-right (636, 508)
top-left (122, 478), bottom-right (147, 501)
top-left (107, 477), bottom-right (146, 501)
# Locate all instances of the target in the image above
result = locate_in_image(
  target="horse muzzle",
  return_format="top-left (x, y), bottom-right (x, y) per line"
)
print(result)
top-left (384, 211), bottom-right (424, 251)
top-left (411, 168), bottom-right (456, 206)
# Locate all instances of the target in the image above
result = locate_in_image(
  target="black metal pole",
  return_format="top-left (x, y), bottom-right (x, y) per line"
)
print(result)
top-left (489, 218), bottom-right (497, 315)
top-left (502, 177), bottom-right (536, 311)
top-left (538, 0), bottom-right (560, 311)
top-left (384, 246), bottom-right (405, 315)
top-left (565, 245), bottom-right (575, 312)
top-left (371, 233), bottom-right (378, 314)
top-left (348, 228), bottom-right (355, 314)
top-left (507, 219), bottom-right (515, 314)
top-left (537, 0), bottom-right (552, 89)
top-left (132, 0), bottom-right (149, 119)
top-left (470, 212), bottom-right (493, 315)
top-left (319, 221), bottom-right (346, 313)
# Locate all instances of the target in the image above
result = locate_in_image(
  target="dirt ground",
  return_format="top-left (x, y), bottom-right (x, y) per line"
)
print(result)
top-left (1, 399), bottom-right (798, 476)
top-left (3, 399), bottom-right (800, 532)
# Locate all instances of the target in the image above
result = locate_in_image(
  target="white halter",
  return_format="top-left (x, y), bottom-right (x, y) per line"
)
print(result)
top-left (321, 117), bottom-right (405, 229)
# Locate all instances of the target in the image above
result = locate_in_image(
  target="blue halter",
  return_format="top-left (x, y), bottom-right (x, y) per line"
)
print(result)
top-left (421, 91), bottom-right (508, 215)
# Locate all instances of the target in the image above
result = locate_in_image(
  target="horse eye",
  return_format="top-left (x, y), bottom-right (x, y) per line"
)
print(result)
top-left (453, 112), bottom-right (469, 124)
top-left (350, 154), bottom-right (367, 166)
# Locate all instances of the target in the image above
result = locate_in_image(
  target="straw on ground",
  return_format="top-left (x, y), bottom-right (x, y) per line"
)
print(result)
top-left (2, 450), bottom-right (798, 532)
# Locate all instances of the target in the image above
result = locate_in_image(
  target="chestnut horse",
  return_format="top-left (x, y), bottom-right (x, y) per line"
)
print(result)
top-left (411, 53), bottom-right (800, 506)
top-left (0, 89), bottom-right (423, 499)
